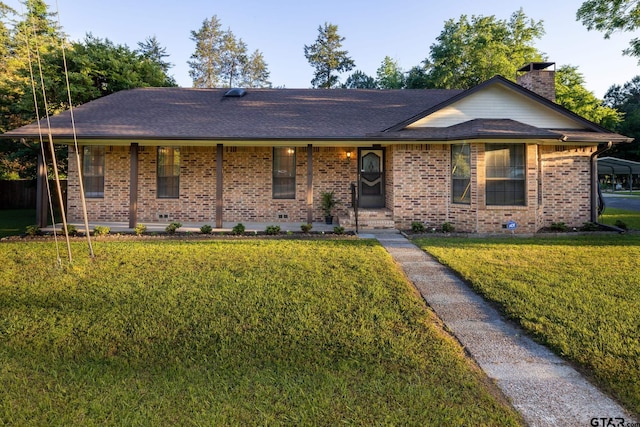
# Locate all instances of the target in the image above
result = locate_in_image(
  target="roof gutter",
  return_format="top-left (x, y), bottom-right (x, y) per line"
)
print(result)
top-left (591, 141), bottom-right (612, 224)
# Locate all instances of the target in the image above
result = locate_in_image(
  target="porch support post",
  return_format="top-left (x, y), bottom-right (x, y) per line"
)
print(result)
top-left (36, 148), bottom-right (48, 227)
top-left (216, 144), bottom-right (223, 228)
top-left (307, 144), bottom-right (313, 224)
top-left (129, 143), bottom-right (139, 228)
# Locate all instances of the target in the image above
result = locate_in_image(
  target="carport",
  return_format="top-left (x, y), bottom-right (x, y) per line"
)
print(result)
top-left (598, 156), bottom-right (640, 192)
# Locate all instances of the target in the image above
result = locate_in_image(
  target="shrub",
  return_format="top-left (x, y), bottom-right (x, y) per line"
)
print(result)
top-left (550, 222), bottom-right (568, 232)
top-left (614, 219), bottom-right (628, 230)
top-left (333, 226), bottom-right (345, 235)
top-left (580, 221), bottom-right (600, 231)
top-left (265, 225), bottom-right (281, 235)
top-left (320, 191), bottom-right (338, 217)
top-left (200, 224), bottom-right (213, 234)
top-left (411, 221), bottom-right (426, 233)
top-left (134, 223), bottom-right (147, 236)
top-left (165, 222), bottom-right (182, 234)
top-left (93, 226), bottom-right (110, 236)
top-left (441, 222), bottom-right (455, 233)
top-left (232, 223), bottom-right (245, 235)
top-left (25, 225), bottom-right (41, 236)
top-left (66, 224), bottom-right (78, 236)
top-left (300, 223), bottom-right (313, 233)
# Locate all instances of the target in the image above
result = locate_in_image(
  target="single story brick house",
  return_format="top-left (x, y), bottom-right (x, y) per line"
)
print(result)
top-left (2, 63), bottom-right (632, 233)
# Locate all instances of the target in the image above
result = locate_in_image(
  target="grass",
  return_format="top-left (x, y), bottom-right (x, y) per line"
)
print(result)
top-left (0, 209), bottom-right (36, 238)
top-left (603, 191), bottom-right (640, 196)
top-left (414, 235), bottom-right (640, 416)
top-left (0, 239), bottom-right (522, 426)
top-left (599, 207), bottom-right (640, 230)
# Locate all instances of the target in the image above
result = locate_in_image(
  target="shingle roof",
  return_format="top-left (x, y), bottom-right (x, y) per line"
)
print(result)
top-left (371, 119), bottom-right (632, 143)
top-left (1, 80), bottom-right (631, 144)
top-left (2, 87), bottom-right (462, 140)
top-left (370, 119), bottom-right (561, 140)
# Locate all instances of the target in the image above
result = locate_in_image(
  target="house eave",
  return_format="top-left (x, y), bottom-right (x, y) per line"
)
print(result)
top-left (7, 133), bottom-right (618, 147)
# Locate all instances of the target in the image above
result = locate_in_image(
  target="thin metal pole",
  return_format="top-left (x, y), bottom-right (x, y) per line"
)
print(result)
top-left (56, 0), bottom-right (94, 258)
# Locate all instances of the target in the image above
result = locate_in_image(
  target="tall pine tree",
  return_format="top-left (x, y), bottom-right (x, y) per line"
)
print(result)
top-left (137, 35), bottom-right (174, 84)
top-left (188, 15), bottom-right (270, 88)
top-left (376, 56), bottom-right (405, 89)
top-left (304, 22), bottom-right (355, 88)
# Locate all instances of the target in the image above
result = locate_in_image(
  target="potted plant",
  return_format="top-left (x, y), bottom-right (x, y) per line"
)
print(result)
top-left (321, 191), bottom-right (338, 224)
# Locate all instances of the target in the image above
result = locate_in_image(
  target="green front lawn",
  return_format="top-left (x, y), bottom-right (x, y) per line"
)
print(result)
top-left (0, 239), bottom-right (522, 426)
top-left (0, 209), bottom-right (36, 237)
top-left (600, 207), bottom-right (640, 230)
top-left (415, 235), bottom-right (640, 416)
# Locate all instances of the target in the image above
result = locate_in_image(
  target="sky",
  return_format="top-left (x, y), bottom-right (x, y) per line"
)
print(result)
top-left (5, 0), bottom-right (639, 98)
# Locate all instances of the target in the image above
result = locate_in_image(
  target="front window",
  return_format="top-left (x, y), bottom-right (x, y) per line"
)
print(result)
top-left (82, 145), bottom-right (104, 198)
top-left (451, 144), bottom-right (471, 204)
top-left (157, 147), bottom-right (180, 198)
top-left (485, 144), bottom-right (525, 206)
top-left (273, 147), bottom-right (295, 199)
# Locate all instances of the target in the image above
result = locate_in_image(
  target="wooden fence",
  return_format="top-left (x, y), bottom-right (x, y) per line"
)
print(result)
top-left (0, 179), bottom-right (67, 209)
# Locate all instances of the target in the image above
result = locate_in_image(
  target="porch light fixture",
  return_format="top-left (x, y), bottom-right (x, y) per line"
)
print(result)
top-left (346, 151), bottom-right (352, 160)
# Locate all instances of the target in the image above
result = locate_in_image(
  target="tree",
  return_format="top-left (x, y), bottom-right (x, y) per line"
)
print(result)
top-left (0, 2), bottom-right (17, 136)
top-left (0, 0), bottom-right (65, 179)
top-left (219, 31), bottom-right (247, 88)
top-left (304, 22), bottom-right (355, 88)
top-left (405, 64), bottom-right (430, 89)
top-left (188, 15), bottom-right (270, 88)
top-left (343, 70), bottom-right (377, 89)
top-left (137, 35), bottom-right (174, 76)
top-left (1, 0), bottom-right (64, 133)
top-left (0, 0), bottom-right (177, 180)
top-left (240, 50), bottom-right (271, 88)
top-left (604, 76), bottom-right (640, 160)
top-left (188, 16), bottom-right (225, 88)
top-left (577, 0), bottom-right (640, 60)
top-left (43, 33), bottom-right (175, 106)
top-left (555, 65), bottom-right (622, 130)
top-left (376, 56), bottom-right (405, 89)
top-left (422, 9), bottom-right (545, 89)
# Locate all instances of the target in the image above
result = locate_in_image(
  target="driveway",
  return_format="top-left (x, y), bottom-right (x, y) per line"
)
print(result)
top-left (603, 193), bottom-right (640, 212)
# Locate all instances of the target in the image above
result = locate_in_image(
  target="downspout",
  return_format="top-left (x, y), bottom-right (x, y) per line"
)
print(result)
top-left (590, 141), bottom-right (612, 224)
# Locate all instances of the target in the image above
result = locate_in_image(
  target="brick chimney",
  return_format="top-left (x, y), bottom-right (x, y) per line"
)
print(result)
top-left (516, 62), bottom-right (556, 102)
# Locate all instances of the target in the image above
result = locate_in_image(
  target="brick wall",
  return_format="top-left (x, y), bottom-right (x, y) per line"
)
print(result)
top-left (516, 69), bottom-right (556, 102)
top-left (312, 147), bottom-right (357, 222)
top-left (68, 145), bottom-right (130, 222)
top-left (68, 145), bottom-right (356, 225)
top-left (67, 143), bottom-right (596, 233)
top-left (136, 146), bottom-right (217, 222)
top-left (539, 145), bottom-right (595, 227)
top-left (388, 143), bottom-right (594, 233)
top-left (389, 144), bottom-right (451, 229)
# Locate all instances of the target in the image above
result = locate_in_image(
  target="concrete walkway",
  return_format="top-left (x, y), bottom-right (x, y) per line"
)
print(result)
top-left (368, 231), bottom-right (636, 427)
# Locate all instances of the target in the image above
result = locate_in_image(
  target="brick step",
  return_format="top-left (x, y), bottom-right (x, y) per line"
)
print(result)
top-left (345, 208), bottom-right (393, 219)
top-left (341, 208), bottom-right (396, 230)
